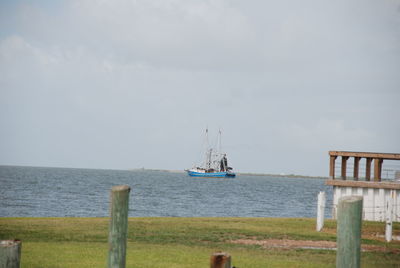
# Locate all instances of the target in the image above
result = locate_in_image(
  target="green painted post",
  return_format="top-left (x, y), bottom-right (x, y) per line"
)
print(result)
top-left (108, 185), bottom-right (131, 268)
top-left (0, 240), bottom-right (21, 268)
top-left (336, 196), bottom-right (363, 268)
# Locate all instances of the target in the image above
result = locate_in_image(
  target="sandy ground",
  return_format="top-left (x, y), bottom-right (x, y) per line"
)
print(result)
top-left (230, 238), bottom-right (400, 253)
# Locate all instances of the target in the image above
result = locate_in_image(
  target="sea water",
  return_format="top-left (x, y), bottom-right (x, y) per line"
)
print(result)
top-left (0, 166), bottom-right (332, 218)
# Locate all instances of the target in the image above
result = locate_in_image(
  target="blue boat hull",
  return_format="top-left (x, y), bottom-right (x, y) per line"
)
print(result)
top-left (187, 170), bottom-right (236, 178)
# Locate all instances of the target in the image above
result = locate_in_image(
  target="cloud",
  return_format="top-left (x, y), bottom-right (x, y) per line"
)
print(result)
top-left (0, 35), bottom-right (56, 72)
top-left (281, 119), bottom-right (376, 151)
top-left (64, 0), bottom-right (256, 70)
top-left (0, 0), bottom-right (399, 174)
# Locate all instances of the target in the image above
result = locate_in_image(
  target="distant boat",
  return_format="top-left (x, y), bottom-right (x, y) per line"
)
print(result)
top-left (186, 129), bottom-right (236, 178)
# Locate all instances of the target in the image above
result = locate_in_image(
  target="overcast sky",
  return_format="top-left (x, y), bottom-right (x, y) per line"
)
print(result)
top-left (1, 0), bottom-right (399, 176)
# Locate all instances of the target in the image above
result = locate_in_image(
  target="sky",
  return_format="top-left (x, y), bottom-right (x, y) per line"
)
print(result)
top-left (0, 0), bottom-right (399, 176)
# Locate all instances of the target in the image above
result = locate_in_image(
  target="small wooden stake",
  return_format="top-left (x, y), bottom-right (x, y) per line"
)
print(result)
top-left (108, 185), bottom-right (131, 268)
top-left (0, 240), bottom-right (21, 268)
top-left (210, 252), bottom-right (231, 268)
top-left (336, 196), bottom-right (363, 268)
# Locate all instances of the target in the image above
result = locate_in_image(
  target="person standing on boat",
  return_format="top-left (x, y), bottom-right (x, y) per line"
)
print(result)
top-left (220, 154), bottom-right (228, 172)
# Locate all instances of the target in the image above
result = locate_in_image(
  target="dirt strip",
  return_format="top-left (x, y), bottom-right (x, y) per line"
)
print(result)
top-left (230, 239), bottom-right (400, 253)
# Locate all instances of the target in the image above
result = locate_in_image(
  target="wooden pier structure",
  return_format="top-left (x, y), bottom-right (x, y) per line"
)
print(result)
top-left (329, 151), bottom-right (400, 181)
top-left (326, 151), bottom-right (400, 222)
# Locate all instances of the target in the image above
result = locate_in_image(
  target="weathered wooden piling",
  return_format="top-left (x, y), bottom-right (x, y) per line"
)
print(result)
top-left (0, 240), bottom-right (21, 268)
top-left (336, 196), bottom-right (363, 268)
top-left (108, 185), bottom-right (131, 268)
top-left (210, 252), bottom-right (231, 268)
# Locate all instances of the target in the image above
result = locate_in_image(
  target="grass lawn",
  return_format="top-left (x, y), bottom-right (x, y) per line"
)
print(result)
top-left (1, 217), bottom-right (399, 267)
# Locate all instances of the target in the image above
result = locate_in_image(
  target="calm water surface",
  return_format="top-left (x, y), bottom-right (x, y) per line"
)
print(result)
top-left (0, 166), bottom-right (332, 218)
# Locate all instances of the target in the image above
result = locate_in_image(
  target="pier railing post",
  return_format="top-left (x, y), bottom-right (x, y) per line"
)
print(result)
top-left (330, 155), bottom-right (337, 179)
top-left (336, 196), bottom-right (363, 268)
top-left (373, 159), bottom-right (383, 182)
top-left (0, 240), bottom-right (21, 268)
top-left (210, 252), bottom-right (231, 268)
top-left (353, 157), bottom-right (360, 180)
top-left (365, 158), bottom-right (372, 181)
top-left (108, 185), bottom-right (131, 268)
top-left (341, 156), bottom-right (349, 180)
top-left (316, 191), bottom-right (326, 231)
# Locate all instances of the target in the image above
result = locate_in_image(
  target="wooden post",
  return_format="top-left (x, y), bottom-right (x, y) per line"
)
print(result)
top-left (210, 252), bottom-right (231, 268)
top-left (330, 156), bottom-right (337, 179)
top-left (353, 157), bottom-right (360, 180)
top-left (336, 196), bottom-right (363, 268)
top-left (316, 191), bottom-right (326, 231)
top-left (0, 240), bottom-right (21, 268)
top-left (108, 185), bottom-right (131, 268)
top-left (341, 156), bottom-right (349, 180)
top-left (373, 159), bottom-right (383, 182)
top-left (365, 158), bottom-right (372, 181)
top-left (385, 190), bottom-right (393, 242)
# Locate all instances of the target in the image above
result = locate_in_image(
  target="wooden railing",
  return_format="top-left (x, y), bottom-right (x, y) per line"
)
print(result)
top-left (329, 151), bottom-right (400, 181)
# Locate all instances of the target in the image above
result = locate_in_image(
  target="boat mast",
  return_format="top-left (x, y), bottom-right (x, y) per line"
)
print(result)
top-left (217, 129), bottom-right (222, 153)
top-left (207, 148), bottom-right (212, 170)
top-left (204, 128), bottom-right (211, 170)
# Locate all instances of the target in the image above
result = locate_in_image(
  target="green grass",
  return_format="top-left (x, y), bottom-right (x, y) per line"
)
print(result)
top-left (1, 217), bottom-right (400, 267)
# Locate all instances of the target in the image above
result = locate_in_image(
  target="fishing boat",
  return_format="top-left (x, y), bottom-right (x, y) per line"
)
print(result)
top-left (186, 129), bottom-right (236, 178)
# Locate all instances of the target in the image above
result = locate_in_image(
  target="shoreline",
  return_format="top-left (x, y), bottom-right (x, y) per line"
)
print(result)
top-left (130, 168), bottom-right (327, 179)
top-left (1, 165), bottom-right (327, 179)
